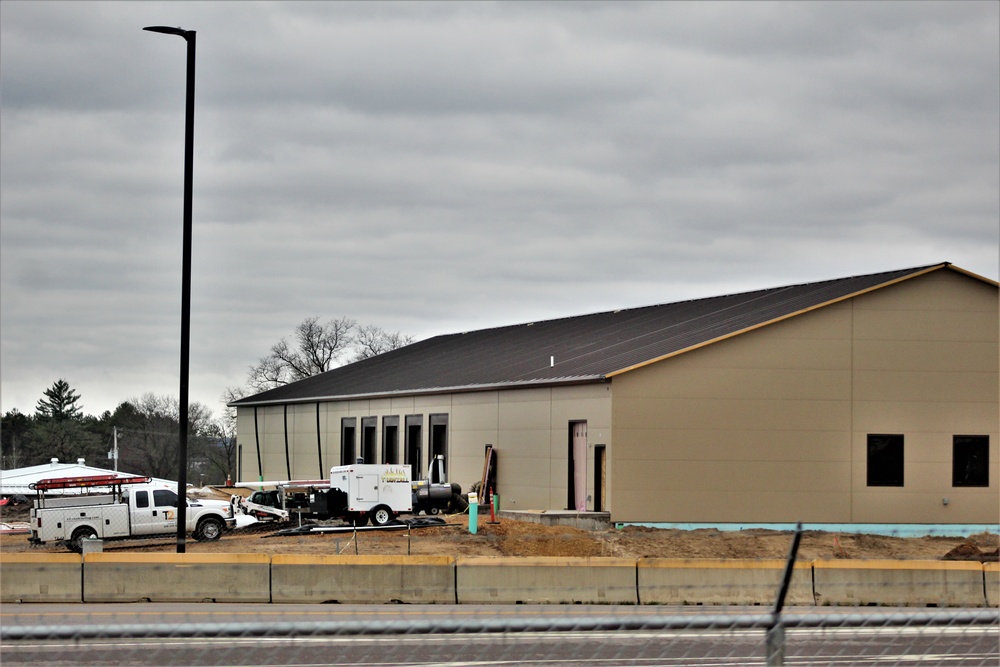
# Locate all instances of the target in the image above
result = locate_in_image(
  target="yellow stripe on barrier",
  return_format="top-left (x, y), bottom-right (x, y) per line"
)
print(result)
top-left (813, 559), bottom-right (983, 571)
top-left (638, 558), bottom-right (808, 569)
top-left (83, 553), bottom-right (269, 564)
top-left (0, 553), bottom-right (81, 564)
top-left (458, 557), bottom-right (636, 567)
top-left (272, 554), bottom-right (454, 566)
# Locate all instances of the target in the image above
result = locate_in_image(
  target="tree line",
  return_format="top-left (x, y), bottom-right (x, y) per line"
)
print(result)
top-left (1, 317), bottom-right (413, 486)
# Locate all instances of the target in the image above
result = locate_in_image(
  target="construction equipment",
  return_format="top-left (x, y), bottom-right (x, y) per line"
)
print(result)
top-left (309, 463), bottom-right (412, 526)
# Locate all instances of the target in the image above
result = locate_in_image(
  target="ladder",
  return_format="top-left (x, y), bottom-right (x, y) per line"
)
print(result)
top-left (30, 474), bottom-right (152, 492)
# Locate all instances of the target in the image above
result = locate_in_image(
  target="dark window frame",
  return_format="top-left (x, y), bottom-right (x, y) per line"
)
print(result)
top-left (405, 414), bottom-right (423, 480)
top-left (361, 416), bottom-right (377, 464)
top-left (341, 417), bottom-right (357, 466)
top-left (867, 434), bottom-right (904, 487)
top-left (953, 435), bottom-right (989, 487)
top-left (429, 413), bottom-right (448, 483)
top-left (382, 416), bottom-right (400, 464)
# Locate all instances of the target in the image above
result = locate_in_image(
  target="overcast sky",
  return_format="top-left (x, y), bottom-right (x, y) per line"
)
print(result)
top-left (2, 1), bottom-right (998, 420)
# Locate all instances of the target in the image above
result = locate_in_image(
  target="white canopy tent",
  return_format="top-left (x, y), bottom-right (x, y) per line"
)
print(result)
top-left (0, 458), bottom-right (177, 496)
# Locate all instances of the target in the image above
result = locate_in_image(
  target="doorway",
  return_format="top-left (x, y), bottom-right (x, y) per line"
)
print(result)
top-left (567, 421), bottom-right (587, 511)
top-left (593, 444), bottom-right (606, 512)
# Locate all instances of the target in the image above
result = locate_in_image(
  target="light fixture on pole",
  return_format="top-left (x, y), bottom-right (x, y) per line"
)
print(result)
top-left (143, 25), bottom-right (196, 554)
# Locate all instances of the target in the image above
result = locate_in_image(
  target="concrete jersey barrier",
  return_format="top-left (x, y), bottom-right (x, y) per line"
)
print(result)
top-left (82, 553), bottom-right (271, 603)
top-left (638, 558), bottom-right (814, 605)
top-left (984, 562), bottom-right (999, 608)
top-left (271, 554), bottom-right (456, 603)
top-left (812, 559), bottom-right (987, 607)
top-left (456, 556), bottom-right (637, 604)
top-left (0, 553), bottom-right (83, 603)
top-left (2, 552), bottom-right (993, 607)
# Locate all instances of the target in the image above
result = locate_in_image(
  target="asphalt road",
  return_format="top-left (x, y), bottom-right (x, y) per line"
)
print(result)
top-left (2, 604), bottom-right (996, 666)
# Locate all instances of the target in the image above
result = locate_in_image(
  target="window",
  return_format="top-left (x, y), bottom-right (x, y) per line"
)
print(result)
top-left (134, 491), bottom-right (149, 508)
top-left (341, 417), bottom-right (357, 465)
top-left (867, 434), bottom-right (904, 487)
top-left (361, 417), bottom-right (377, 464)
top-left (429, 414), bottom-right (448, 483)
top-left (953, 435), bottom-right (989, 487)
top-left (405, 415), bottom-right (423, 480)
top-left (382, 416), bottom-right (399, 464)
top-left (153, 489), bottom-right (178, 507)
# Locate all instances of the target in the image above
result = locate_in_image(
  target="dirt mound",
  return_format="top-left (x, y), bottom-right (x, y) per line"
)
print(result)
top-left (480, 519), bottom-right (604, 557)
top-left (942, 540), bottom-right (1000, 562)
top-left (2, 512), bottom-right (996, 562)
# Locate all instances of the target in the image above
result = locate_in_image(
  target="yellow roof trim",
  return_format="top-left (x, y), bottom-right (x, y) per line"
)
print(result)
top-left (607, 263), bottom-right (959, 378)
top-left (946, 263), bottom-right (999, 287)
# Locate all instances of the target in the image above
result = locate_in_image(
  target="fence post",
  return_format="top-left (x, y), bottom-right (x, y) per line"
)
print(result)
top-left (766, 522), bottom-right (803, 666)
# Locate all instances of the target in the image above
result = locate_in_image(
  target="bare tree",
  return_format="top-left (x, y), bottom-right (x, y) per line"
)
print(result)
top-left (352, 324), bottom-right (415, 361)
top-left (115, 394), bottom-right (214, 480)
top-left (247, 316), bottom-right (356, 391)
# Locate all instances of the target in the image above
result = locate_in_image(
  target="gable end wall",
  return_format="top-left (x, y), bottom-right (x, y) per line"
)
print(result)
top-left (610, 270), bottom-right (998, 524)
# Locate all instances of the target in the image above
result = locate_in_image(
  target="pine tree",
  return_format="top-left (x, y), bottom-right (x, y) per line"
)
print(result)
top-left (35, 379), bottom-right (83, 421)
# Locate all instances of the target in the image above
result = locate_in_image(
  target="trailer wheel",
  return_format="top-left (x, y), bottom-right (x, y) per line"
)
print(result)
top-left (195, 516), bottom-right (224, 541)
top-left (69, 526), bottom-right (97, 553)
top-left (428, 506), bottom-right (440, 516)
top-left (350, 513), bottom-right (368, 527)
top-left (370, 505), bottom-right (393, 527)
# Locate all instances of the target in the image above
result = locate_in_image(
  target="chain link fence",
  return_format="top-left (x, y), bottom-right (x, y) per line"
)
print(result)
top-left (2, 605), bottom-right (997, 666)
top-left (2, 524), bottom-right (998, 666)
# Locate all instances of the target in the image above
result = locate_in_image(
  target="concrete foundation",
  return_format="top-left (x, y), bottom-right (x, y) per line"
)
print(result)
top-left (498, 510), bottom-right (611, 532)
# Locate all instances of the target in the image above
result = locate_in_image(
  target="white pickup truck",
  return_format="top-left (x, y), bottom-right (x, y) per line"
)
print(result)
top-left (28, 475), bottom-right (236, 552)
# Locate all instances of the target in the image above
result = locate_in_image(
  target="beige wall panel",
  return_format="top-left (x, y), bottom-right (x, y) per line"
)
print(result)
top-left (854, 340), bottom-right (998, 373)
top-left (621, 368), bottom-right (851, 401)
top-left (497, 455), bottom-right (553, 489)
top-left (499, 395), bottom-right (552, 430)
top-left (258, 407), bottom-right (285, 479)
top-left (613, 458), bottom-right (848, 494)
top-left (612, 486), bottom-right (850, 523)
top-left (497, 428), bottom-right (553, 458)
top-left (616, 397), bottom-right (850, 432)
top-left (451, 401), bottom-right (501, 432)
top-left (388, 397), bottom-right (416, 413)
top-left (617, 429), bottom-right (849, 463)
top-left (413, 395), bottom-right (450, 412)
top-left (502, 482), bottom-right (557, 511)
top-left (235, 410), bottom-right (256, 481)
top-left (446, 453), bottom-right (486, 492)
top-left (853, 310), bottom-right (996, 342)
top-left (612, 307), bottom-right (857, 522)
top-left (288, 403), bottom-right (319, 479)
top-left (854, 370), bottom-right (998, 403)
top-left (551, 393), bottom-right (612, 424)
top-left (852, 270), bottom-right (996, 311)
top-left (852, 401), bottom-right (998, 434)
top-left (850, 491), bottom-right (999, 524)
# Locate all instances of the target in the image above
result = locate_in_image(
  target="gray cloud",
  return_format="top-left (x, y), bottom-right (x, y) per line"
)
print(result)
top-left (2, 1), bottom-right (997, 418)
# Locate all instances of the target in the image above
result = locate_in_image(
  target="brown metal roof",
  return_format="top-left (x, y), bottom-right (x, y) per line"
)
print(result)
top-left (232, 263), bottom-right (970, 406)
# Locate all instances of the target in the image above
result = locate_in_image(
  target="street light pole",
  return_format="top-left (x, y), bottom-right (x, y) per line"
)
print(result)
top-left (144, 25), bottom-right (196, 554)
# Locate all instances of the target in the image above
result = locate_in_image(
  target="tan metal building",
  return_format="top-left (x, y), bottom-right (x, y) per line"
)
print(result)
top-left (232, 263), bottom-right (998, 525)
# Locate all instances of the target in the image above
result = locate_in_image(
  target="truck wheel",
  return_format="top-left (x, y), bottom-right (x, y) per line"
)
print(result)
top-left (370, 505), bottom-right (393, 527)
top-left (69, 526), bottom-right (97, 554)
top-left (195, 516), bottom-right (225, 541)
